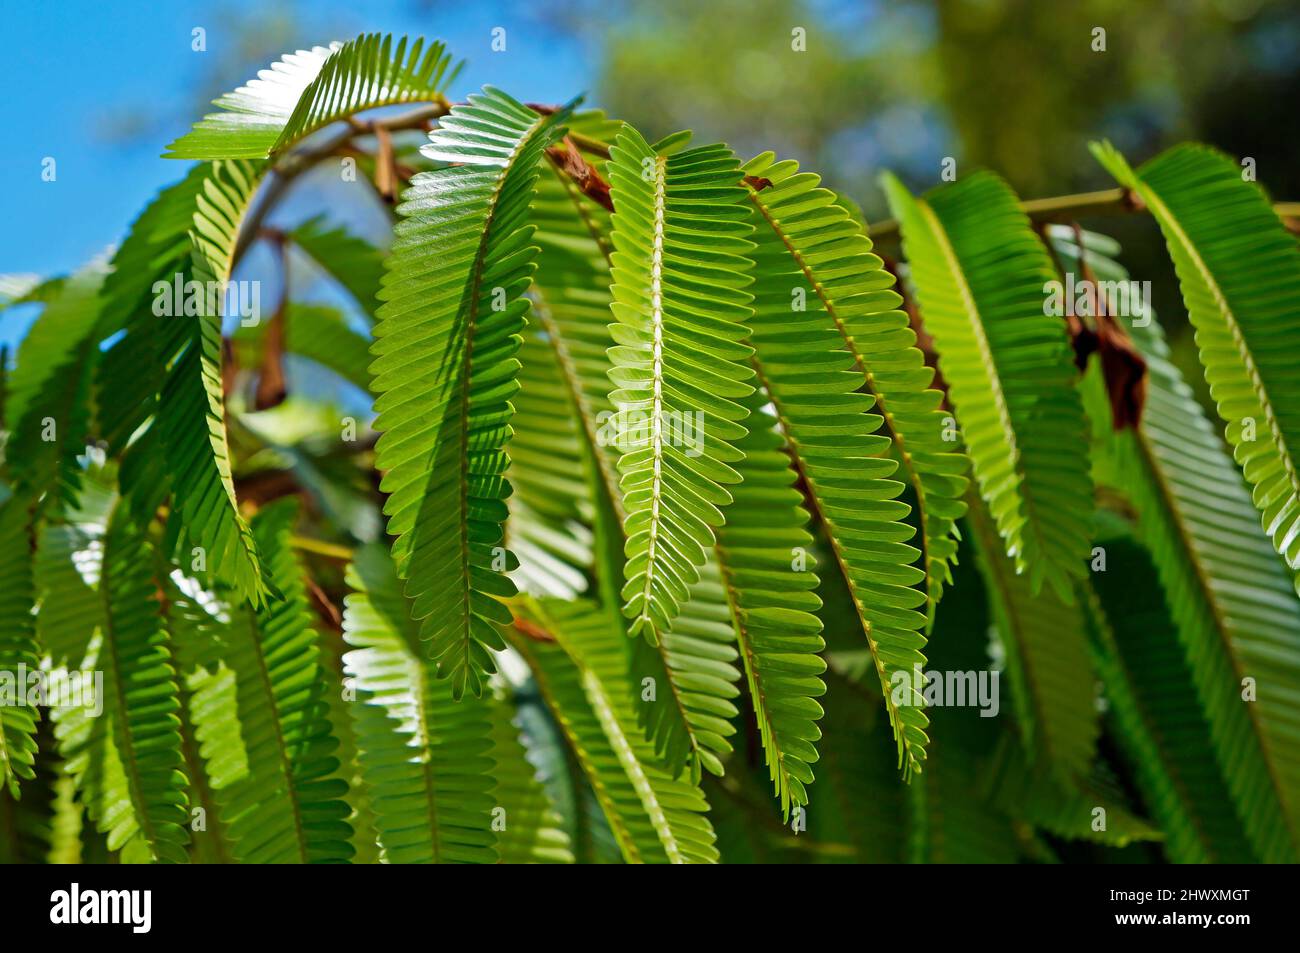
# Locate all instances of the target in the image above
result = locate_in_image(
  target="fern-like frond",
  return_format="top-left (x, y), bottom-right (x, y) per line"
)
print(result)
top-left (1085, 531), bottom-right (1256, 862)
top-left (1093, 141), bottom-right (1300, 589)
top-left (802, 673), bottom-right (906, 862)
top-left (1054, 224), bottom-right (1300, 862)
top-left (147, 156), bottom-right (269, 603)
top-left (343, 544), bottom-right (498, 863)
top-left (488, 692), bottom-right (574, 863)
top-left (742, 152), bottom-right (967, 618)
top-left (371, 87), bottom-right (572, 698)
top-left (508, 600), bottom-right (719, 863)
top-left (191, 500), bottom-right (353, 863)
top-left (986, 740), bottom-right (1161, 848)
top-left (164, 33), bottom-right (461, 160)
top-left (34, 521), bottom-right (103, 669)
top-left (506, 318), bottom-right (595, 601)
top-left (0, 496), bottom-right (40, 796)
top-left (964, 494), bottom-right (1098, 781)
top-left (908, 710), bottom-right (1018, 863)
top-left (56, 506), bottom-right (191, 863)
top-left (747, 182), bottom-right (929, 778)
top-left (713, 394), bottom-right (825, 817)
top-left (95, 166), bottom-right (212, 455)
top-left (605, 126), bottom-right (756, 642)
top-left (881, 171), bottom-right (1092, 601)
top-left (530, 141), bottom-right (746, 783)
top-left (5, 268), bottom-right (104, 510)
top-left (626, 559), bottom-right (742, 781)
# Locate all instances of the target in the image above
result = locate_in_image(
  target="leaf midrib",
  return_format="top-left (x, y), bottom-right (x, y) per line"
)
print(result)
top-left (451, 111), bottom-right (550, 671)
top-left (1138, 180), bottom-right (1300, 564)
top-left (746, 355), bottom-right (922, 777)
top-left (747, 186), bottom-right (938, 614)
top-left (636, 154), bottom-right (670, 638)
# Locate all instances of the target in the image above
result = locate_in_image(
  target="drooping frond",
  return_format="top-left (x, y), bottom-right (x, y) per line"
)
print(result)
top-left (289, 218), bottom-right (387, 323)
top-left (1093, 141), bottom-right (1300, 590)
top-left (881, 171), bottom-right (1092, 601)
top-left (488, 692), bottom-right (575, 863)
top-left (626, 559), bottom-right (742, 782)
top-left (0, 496), bottom-right (40, 796)
top-left (964, 495), bottom-right (1098, 781)
top-left (508, 600), bottom-right (720, 863)
top-left (96, 166), bottom-right (212, 455)
top-left (343, 544), bottom-right (498, 864)
top-left (56, 506), bottom-right (191, 863)
top-left (527, 136), bottom-right (749, 784)
top-left (164, 33), bottom-right (461, 160)
top-left (34, 521), bottom-right (103, 669)
top-left (5, 268), bottom-right (105, 509)
top-left (747, 180), bottom-right (929, 779)
top-left (713, 394), bottom-right (825, 817)
top-left (370, 87), bottom-right (573, 698)
top-left (156, 160), bottom-right (272, 605)
top-left (530, 156), bottom-right (619, 501)
top-left (1055, 225), bottom-right (1300, 862)
top-left (506, 318), bottom-right (595, 601)
top-left (605, 126), bottom-right (756, 642)
top-left (191, 500), bottom-right (353, 863)
top-left (1085, 531), bottom-right (1256, 863)
top-left (0, 731), bottom-right (56, 863)
top-left (742, 152), bottom-right (967, 618)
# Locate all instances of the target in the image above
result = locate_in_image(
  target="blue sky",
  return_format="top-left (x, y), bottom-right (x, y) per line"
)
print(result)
top-left (0, 0), bottom-right (594, 282)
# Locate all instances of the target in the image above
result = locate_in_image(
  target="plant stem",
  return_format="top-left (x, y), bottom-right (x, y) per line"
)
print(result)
top-left (871, 186), bottom-right (1299, 242)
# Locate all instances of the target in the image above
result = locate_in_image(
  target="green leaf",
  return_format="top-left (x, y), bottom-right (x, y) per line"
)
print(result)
top-left (605, 125), bottom-right (756, 642)
top-left (343, 544), bottom-right (498, 863)
top-left (986, 739), bottom-right (1161, 848)
top-left (56, 506), bottom-right (191, 863)
top-left (1085, 531), bottom-right (1256, 862)
top-left (34, 521), bottom-right (103, 669)
top-left (371, 87), bottom-right (572, 698)
top-left (96, 165), bottom-right (212, 455)
top-left (508, 599), bottom-right (720, 863)
top-left (164, 33), bottom-right (461, 160)
top-left (964, 494), bottom-right (1098, 781)
top-left (0, 496), bottom-right (40, 797)
top-left (5, 268), bottom-right (105, 510)
top-left (156, 160), bottom-right (272, 605)
top-left (747, 177), bottom-right (930, 778)
top-left (1054, 223), bottom-right (1300, 862)
top-left (1092, 141), bottom-right (1300, 590)
top-left (527, 144), bottom-right (747, 784)
top-left (743, 152), bottom-right (967, 619)
top-left (881, 171), bottom-right (1092, 602)
top-left (189, 500), bottom-right (354, 863)
top-left (488, 691), bottom-right (575, 863)
top-left (714, 394), bottom-right (825, 818)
